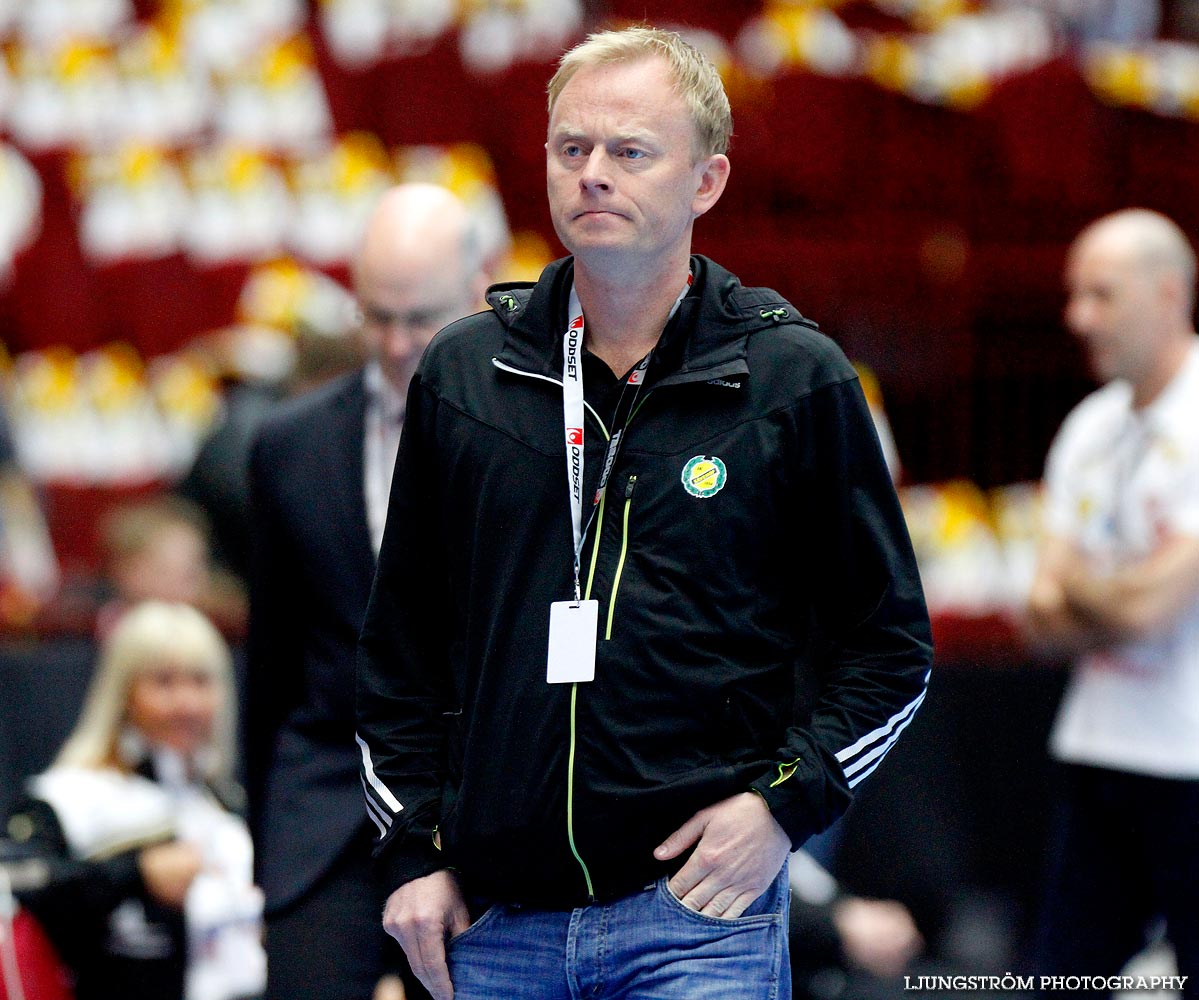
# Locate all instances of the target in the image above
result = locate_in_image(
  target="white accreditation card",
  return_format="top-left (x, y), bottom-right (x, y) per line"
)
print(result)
top-left (547, 600), bottom-right (599, 683)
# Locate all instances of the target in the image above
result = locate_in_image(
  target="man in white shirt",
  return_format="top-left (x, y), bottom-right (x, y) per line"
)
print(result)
top-left (246, 184), bottom-right (487, 1000)
top-left (1026, 208), bottom-right (1199, 992)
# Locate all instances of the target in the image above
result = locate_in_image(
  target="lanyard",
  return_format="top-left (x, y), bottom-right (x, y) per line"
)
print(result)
top-left (561, 273), bottom-right (692, 600)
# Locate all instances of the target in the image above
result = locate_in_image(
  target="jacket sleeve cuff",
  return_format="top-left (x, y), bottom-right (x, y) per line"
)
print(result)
top-left (373, 827), bottom-right (446, 893)
top-left (749, 743), bottom-right (852, 850)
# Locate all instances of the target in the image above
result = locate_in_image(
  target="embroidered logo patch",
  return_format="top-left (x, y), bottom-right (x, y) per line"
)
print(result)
top-left (681, 455), bottom-right (727, 498)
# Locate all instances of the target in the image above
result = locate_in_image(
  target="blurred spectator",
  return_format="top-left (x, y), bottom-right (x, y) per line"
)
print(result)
top-left (1025, 209), bottom-right (1198, 991)
top-left (101, 495), bottom-right (209, 606)
top-left (97, 494), bottom-right (246, 638)
top-left (1, 601), bottom-right (265, 1000)
top-left (790, 850), bottom-right (924, 999)
top-left (0, 401), bottom-right (59, 626)
top-left (244, 183), bottom-right (485, 1000)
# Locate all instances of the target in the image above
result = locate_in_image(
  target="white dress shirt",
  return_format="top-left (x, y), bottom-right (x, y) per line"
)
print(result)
top-left (363, 362), bottom-right (405, 557)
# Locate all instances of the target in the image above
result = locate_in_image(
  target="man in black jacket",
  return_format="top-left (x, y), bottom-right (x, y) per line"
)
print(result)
top-left (356, 27), bottom-right (932, 1000)
top-left (247, 184), bottom-right (485, 1000)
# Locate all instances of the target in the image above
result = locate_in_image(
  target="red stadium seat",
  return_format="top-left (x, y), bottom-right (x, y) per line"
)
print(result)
top-left (0, 907), bottom-right (76, 1000)
top-left (981, 57), bottom-right (1119, 238)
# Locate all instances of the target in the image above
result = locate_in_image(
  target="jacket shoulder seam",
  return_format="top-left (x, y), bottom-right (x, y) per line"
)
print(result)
top-left (423, 383), bottom-right (565, 459)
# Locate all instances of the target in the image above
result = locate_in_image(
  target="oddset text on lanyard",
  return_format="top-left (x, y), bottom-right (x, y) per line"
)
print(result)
top-left (560, 272), bottom-right (692, 601)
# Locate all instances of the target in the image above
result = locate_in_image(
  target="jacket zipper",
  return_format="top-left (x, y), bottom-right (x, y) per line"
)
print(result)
top-left (570, 445), bottom-right (642, 899)
top-left (566, 678), bottom-right (593, 899)
top-left (570, 480), bottom-right (607, 901)
top-left (494, 358), bottom-right (617, 899)
top-left (604, 474), bottom-right (638, 640)
top-left (493, 356), bottom-right (689, 901)
top-left (569, 472), bottom-right (640, 898)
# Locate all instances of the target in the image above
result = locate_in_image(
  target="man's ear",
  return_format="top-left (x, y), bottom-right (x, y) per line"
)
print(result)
top-left (1158, 268), bottom-right (1189, 318)
top-left (692, 154), bottom-right (731, 220)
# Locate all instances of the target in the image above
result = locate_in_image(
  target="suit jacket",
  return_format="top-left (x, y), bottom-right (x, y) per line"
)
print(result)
top-left (246, 368), bottom-right (378, 911)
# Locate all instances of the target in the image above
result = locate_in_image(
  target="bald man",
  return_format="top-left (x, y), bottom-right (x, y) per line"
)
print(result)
top-left (246, 185), bottom-right (486, 1000)
top-left (1025, 209), bottom-right (1199, 991)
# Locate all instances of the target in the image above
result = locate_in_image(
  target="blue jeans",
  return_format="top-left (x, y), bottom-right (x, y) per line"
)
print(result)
top-left (446, 865), bottom-right (790, 999)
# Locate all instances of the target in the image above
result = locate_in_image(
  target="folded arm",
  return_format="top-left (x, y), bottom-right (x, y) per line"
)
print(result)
top-left (1026, 532), bottom-right (1199, 654)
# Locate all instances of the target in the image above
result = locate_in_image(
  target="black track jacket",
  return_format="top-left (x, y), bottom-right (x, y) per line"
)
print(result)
top-left (356, 255), bottom-right (932, 909)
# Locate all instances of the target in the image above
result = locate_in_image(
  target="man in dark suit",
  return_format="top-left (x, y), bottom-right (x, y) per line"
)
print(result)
top-left (246, 184), bottom-right (487, 1000)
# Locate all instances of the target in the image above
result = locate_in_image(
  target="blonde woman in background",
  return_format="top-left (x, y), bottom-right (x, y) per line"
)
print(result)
top-left (4, 601), bottom-right (265, 1000)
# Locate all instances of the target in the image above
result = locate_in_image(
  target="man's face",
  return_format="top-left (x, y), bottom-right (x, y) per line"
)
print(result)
top-left (1064, 236), bottom-right (1166, 386)
top-left (546, 57), bottom-right (719, 268)
top-left (356, 255), bottom-right (473, 394)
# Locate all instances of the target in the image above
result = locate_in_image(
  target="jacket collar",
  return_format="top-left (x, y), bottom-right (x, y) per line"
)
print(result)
top-left (490, 255), bottom-right (810, 388)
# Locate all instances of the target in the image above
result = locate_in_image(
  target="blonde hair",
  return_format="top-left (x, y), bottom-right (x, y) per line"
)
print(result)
top-left (56, 601), bottom-right (236, 781)
top-left (546, 26), bottom-right (733, 159)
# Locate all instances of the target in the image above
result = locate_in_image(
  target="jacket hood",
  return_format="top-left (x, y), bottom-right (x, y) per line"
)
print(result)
top-left (487, 255), bottom-right (818, 388)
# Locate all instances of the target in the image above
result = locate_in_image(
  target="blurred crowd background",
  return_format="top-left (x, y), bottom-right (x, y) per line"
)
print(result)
top-left (2, 0), bottom-right (1198, 993)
